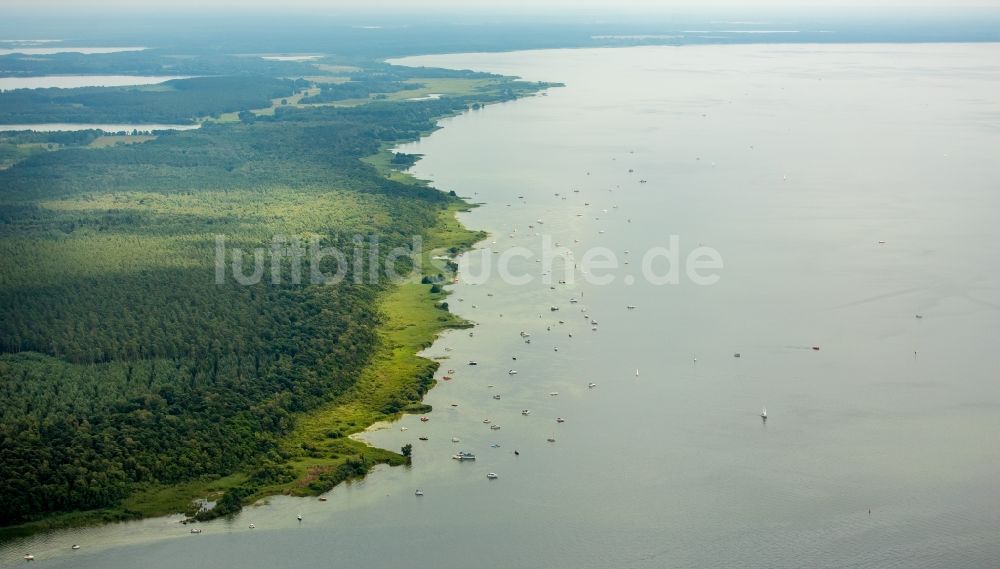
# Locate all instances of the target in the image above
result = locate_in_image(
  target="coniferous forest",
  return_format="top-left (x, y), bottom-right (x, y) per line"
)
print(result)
top-left (0, 51), bottom-right (551, 528)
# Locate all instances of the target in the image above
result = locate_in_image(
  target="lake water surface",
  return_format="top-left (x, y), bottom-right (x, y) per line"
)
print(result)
top-left (2, 44), bottom-right (999, 568)
top-left (0, 123), bottom-right (201, 133)
top-left (0, 75), bottom-right (189, 91)
top-left (0, 47), bottom-right (145, 56)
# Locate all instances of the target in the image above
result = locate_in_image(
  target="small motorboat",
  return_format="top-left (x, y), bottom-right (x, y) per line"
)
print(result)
top-left (483, 418), bottom-right (491, 424)
top-left (447, 369), bottom-right (456, 374)
top-left (556, 418), bottom-right (565, 423)
top-left (761, 407), bottom-right (768, 421)
top-left (249, 523), bottom-right (255, 529)
top-left (318, 497), bottom-right (327, 501)
top-left (490, 443), bottom-right (501, 448)
top-left (733, 353), bottom-right (741, 358)
top-left (418, 436), bottom-right (429, 441)
top-left (71, 545), bottom-right (81, 550)
top-left (521, 410), bottom-right (531, 416)
top-left (415, 489), bottom-right (424, 496)
top-left (420, 416), bottom-right (429, 422)
top-left (468, 361), bottom-right (478, 366)
top-left (487, 472), bottom-right (499, 480)
top-left (490, 424), bottom-right (501, 430)
top-left (811, 346), bottom-right (820, 351)
top-left (24, 554), bottom-right (35, 561)
top-left (190, 528), bottom-right (202, 534)
top-left (508, 370), bottom-right (518, 375)
top-left (297, 514), bottom-right (303, 521)
top-left (400, 426), bottom-right (408, 431)
top-left (547, 436), bottom-right (556, 443)
top-left (441, 376), bottom-right (452, 381)
top-left (452, 437), bottom-right (461, 442)
top-left (549, 392), bottom-right (559, 396)
top-left (588, 382), bottom-right (597, 388)
top-left (493, 394), bottom-right (501, 400)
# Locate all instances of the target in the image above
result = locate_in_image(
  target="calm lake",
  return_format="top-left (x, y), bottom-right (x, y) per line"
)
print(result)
top-left (0, 47), bottom-right (145, 56)
top-left (2, 43), bottom-right (999, 568)
top-left (0, 75), bottom-right (188, 91)
top-left (0, 123), bottom-right (201, 133)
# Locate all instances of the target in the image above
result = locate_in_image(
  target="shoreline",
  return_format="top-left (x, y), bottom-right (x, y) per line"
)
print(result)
top-left (0, 81), bottom-right (540, 542)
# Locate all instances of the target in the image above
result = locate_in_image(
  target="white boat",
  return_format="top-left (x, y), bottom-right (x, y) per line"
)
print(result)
top-left (493, 394), bottom-right (501, 400)
top-left (761, 407), bottom-right (768, 421)
top-left (487, 472), bottom-right (499, 479)
top-left (521, 409), bottom-right (531, 415)
top-left (549, 392), bottom-right (559, 396)
top-left (415, 489), bottom-right (424, 496)
top-left (71, 545), bottom-right (81, 550)
top-left (452, 451), bottom-right (477, 461)
top-left (483, 418), bottom-right (491, 424)
top-left (452, 437), bottom-right (460, 442)
top-left (556, 417), bottom-right (565, 423)
top-left (297, 514), bottom-right (303, 521)
top-left (249, 523), bottom-right (255, 529)
top-left (508, 370), bottom-right (518, 375)
top-left (190, 528), bottom-right (202, 534)
top-left (24, 554), bottom-right (35, 561)
top-left (635, 369), bottom-right (640, 377)
top-left (588, 382), bottom-right (597, 388)
top-left (490, 425), bottom-right (501, 430)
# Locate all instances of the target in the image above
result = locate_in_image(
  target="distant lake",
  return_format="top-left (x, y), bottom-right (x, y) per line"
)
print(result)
top-left (0, 75), bottom-right (189, 90)
top-left (260, 54), bottom-right (323, 61)
top-left (0, 123), bottom-right (201, 133)
top-left (0, 46), bottom-right (145, 56)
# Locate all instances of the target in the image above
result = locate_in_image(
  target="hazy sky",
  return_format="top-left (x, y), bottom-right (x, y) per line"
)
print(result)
top-left (6, 0), bottom-right (1000, 10)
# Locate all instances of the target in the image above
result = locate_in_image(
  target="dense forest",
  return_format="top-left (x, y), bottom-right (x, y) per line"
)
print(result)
top-left (0, 76), bottom-right (306, 124)
top-left (0, 57), bottom-right (550, 527)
